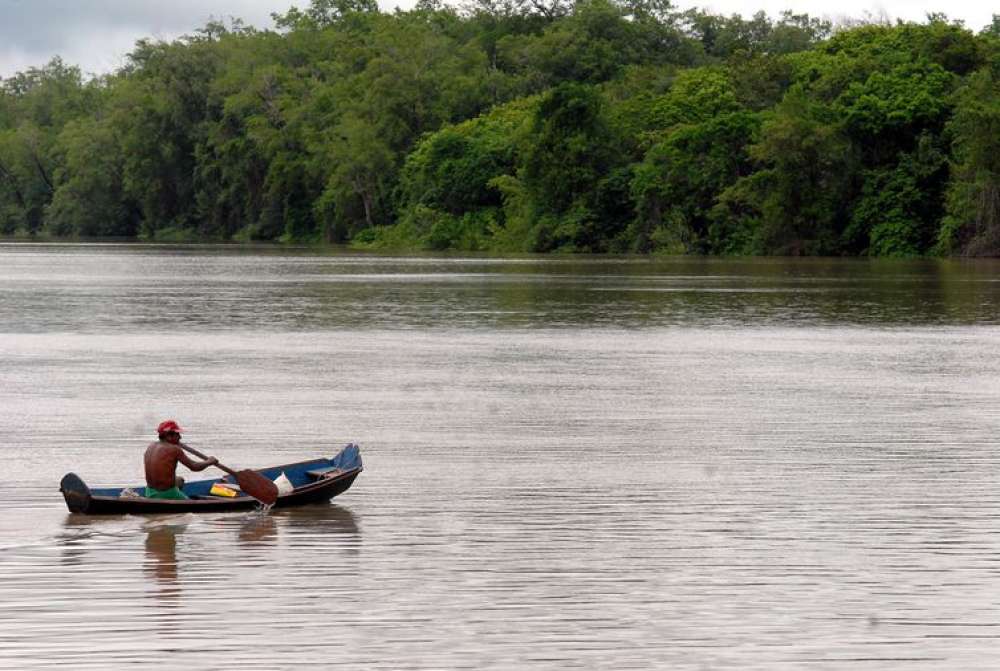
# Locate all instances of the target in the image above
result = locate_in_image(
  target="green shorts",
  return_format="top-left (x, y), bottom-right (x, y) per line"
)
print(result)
top-left (144, 486), bottom-right (189, 500)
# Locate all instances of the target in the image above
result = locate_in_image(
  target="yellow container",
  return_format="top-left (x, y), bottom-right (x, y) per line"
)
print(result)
top-left (210, 483), bottom-right (238, 497)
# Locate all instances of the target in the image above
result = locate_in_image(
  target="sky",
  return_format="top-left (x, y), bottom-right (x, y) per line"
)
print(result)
top-left (0, 0), bottom-right (996, 79)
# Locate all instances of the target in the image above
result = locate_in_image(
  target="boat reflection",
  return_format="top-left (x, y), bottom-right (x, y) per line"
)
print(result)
top-left (58, 503), bottom-right (361, 601)
top-left (143, 521), bottom-right (186, 603)
top-left (58, 514), bottom-right (99, 567)
top-left (237, 512), bottom-right (278, 545)
top-left (272, 503), bottom-right (360, 534)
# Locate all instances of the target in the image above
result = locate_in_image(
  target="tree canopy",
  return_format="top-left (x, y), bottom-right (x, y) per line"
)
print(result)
top-left (2, 3), bottom-right (999, 256)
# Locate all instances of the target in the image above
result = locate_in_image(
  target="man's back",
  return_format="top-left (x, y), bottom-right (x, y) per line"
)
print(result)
top-left (144, 441), bottom-right (181, 490)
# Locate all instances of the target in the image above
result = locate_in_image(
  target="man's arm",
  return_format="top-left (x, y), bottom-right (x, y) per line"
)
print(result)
top-left (176, 448), bottom-right (218, 472)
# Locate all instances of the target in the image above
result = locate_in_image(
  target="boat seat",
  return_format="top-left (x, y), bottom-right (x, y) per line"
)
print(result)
top-left (306, 466), bottom-right (345, 480)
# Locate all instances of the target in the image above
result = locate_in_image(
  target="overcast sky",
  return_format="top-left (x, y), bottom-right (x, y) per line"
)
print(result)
top-left (1, 0), bottom-right (996, 79)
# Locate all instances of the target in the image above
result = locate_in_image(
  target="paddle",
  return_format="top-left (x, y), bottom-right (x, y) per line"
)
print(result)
top-left (178, 443), bottom-right (278, 506)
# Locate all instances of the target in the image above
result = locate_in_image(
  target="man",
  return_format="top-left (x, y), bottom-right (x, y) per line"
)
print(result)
top-left (144, 420), bottom-right (218, 500)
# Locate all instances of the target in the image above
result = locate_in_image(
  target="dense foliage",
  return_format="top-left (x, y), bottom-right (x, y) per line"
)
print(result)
top-left (3, 1), bottom-right (1000, 255)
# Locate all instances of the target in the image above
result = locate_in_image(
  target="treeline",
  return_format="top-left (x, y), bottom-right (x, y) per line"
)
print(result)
top-left (2, 0), bottom-right (1000, 255)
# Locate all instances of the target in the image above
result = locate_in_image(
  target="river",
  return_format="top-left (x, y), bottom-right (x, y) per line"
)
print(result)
top-left (0, 243), bottom-right (998, 669)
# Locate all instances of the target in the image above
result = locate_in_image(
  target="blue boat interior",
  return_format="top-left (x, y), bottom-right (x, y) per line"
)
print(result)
top-left (89, 444), bottom-right (362, 498)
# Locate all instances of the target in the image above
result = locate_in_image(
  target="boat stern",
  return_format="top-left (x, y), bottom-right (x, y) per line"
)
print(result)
top-left (60, 472), bottom-right (93, 513)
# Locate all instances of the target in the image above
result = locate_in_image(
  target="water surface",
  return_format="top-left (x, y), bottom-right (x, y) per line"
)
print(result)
top-left (1, 243), bottom-right (998, 669)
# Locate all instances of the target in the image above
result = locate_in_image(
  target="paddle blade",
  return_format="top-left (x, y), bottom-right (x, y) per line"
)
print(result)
top-left (236, 470), bottom-right (279, 505)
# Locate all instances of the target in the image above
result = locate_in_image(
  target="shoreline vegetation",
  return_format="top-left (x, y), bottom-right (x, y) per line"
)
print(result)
top-left (2, 1), bottom-right (1000, 257)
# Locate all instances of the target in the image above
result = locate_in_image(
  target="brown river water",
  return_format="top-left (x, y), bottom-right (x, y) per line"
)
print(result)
top-left (0, 243), bottom-right (998, 669)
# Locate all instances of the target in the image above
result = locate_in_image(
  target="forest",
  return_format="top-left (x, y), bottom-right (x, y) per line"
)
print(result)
top-left (2, 0), bottom-right (1000, 256)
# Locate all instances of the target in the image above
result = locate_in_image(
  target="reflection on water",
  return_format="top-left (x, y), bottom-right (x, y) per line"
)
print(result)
top-left (143, 521), bottom-right (185, 602)
top-left (1, 245), bottom-right (999, 670)
top-left (56, 505), bottom-right (360, 608)
top-left (2, 245), bottom-right (1000, 332)
top-left (271, 501), bottom-right (360, 535)
top-left (237, 513), bottom-right (278, 546)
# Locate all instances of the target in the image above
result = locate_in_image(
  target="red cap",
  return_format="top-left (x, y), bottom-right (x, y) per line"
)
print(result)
top-left (157, 420), bottom-right (184, 435)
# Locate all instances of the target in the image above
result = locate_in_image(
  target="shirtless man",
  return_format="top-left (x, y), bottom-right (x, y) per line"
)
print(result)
top-left (144, 420), bottom-right (218, 499)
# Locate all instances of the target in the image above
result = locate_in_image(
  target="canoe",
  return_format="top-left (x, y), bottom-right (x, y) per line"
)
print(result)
top-left (60, 443), bottom-right (362, 515)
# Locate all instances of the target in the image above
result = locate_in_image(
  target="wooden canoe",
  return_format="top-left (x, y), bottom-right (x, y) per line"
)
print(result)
top-left (60, 444), bottom-right (362, 514)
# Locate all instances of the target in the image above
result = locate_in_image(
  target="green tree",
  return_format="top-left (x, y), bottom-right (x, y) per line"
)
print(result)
top-left (273, 0), bottom-right (380, 30)
top-left (5, 10), bottom-right (1000, 257)
top-left (632, 110), bottom-right (760, 253)
top-left (498, 0), bottom-right (691, 93)
top-left (390, 96), bottom-right (532, 250)
top-left (113, 37), bottom-right (224, 238)
top-left (0, 58), bottom-right (100, 235)
top-left (742, 91), bottom-right (857, 255)
top-left (939, 68), bottom-right (1000, 255)
top-left (46, 117), bottom-right (138, 237)
top-left (508, 82), bottom-right (624, 251)
top-left (847, 135), bottom-right (948, 256)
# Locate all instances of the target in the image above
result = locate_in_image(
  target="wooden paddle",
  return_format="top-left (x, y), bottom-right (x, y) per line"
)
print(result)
top-left (178, 443), bottom-right (278, 506)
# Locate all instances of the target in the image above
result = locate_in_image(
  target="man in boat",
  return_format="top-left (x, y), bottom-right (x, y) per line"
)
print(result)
top-left (144, 420), bottom-right (218, 500)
